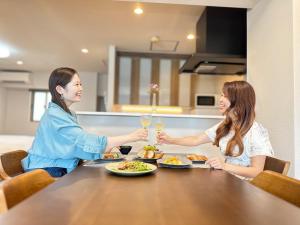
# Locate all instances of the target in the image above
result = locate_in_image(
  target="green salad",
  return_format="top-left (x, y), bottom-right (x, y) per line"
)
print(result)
top-left (143, 145), bottom-right (158, 151)
top-left (115, 161), bottom-right (152, 172)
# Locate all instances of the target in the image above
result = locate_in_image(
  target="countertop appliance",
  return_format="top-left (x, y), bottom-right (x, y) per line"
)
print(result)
top-left (195, 94), bottom-right (219, 108)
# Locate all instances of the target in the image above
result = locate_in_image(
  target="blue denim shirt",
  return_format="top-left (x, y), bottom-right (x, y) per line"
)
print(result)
top-left (22, 102), bottom-right (107, 173)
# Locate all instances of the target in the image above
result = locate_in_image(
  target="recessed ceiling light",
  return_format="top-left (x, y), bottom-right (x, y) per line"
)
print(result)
top-left (0, 47), bottom-right (10, 58)
top-left (187, 34), bottom-right (195, 40)
top-left (81, 48), bottom-right (89, 54)
top-left (17, 60), bottom-right (23, 65)
top-left (134, 7), bottom-right (143, 15)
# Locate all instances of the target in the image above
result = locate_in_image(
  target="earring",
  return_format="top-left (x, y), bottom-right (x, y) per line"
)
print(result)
top-left (60, 94), bottom-right (64, 100)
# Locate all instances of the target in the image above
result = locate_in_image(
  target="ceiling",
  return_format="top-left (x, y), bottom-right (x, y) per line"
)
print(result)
top-left (0, 0), bottom-right (257, 74)
top-left (0, 0), bottom-right (205, 73)
top-left (120, 0), bottom-right (260, 9)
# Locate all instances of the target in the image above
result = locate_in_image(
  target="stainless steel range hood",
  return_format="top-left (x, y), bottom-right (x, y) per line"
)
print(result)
top-left (180, 7), bottom-right (247, 75)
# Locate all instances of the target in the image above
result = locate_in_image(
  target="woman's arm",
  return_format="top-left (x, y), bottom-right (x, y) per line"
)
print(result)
top-left (52, 113), bottom-right (147, 155)
top-left (207, 155), bottom-right (266, 178)
top-left (106, 129), bottom-right (148, 151)
top-left (157, 132), bottom-right (212, 146)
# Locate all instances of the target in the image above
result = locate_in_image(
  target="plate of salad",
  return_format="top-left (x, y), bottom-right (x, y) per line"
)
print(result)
top-left (105, 161), bottom-right (157, 176)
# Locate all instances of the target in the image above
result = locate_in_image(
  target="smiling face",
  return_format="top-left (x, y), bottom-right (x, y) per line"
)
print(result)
top-left (219, 92), bottom-right (231, 114)
top-left (58, 74), bottom-right (83, 107)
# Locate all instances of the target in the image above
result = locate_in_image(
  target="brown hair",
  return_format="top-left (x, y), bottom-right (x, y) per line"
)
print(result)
top-left (48, 67), bottom-right (78, 114)
top-left (214, 81), bottom-right (256, 156)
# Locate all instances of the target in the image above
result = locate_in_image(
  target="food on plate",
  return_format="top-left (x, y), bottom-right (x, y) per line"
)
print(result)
top-left (143, 145), bottom-right (158, 151)
top-left (162, 156), bottom-right (183, 165)
top-left (137, 150), bottom-right (164, 159)
top-left (105, 161), bottom-right (157, 176)
top-left (144, 150), bottom-right (155, 159)
top-left (137, 145), bottom-right (164, 159)
top-left (116, 161), bottom-right (152, 172)
top-left (186, 154), bottom-right (208, 161)
top-left (103, 152), bottom-right (121, 159)
top-left (154, 153), bottom-right (164, 159)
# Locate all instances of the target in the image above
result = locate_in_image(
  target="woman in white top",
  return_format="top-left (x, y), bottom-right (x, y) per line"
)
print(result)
top-left (157, 81), bottom-right (274, 178)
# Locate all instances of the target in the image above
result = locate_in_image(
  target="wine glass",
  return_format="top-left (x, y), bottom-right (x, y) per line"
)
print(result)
top-left (140, 114), bottom-right (152, 129)
top-left (155, 117), bottom-right (165, 145)
top-left (140, 114), bottom-right (152, 142)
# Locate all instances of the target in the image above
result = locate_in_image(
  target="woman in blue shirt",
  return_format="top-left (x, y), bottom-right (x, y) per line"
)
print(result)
top-left (22, 67), bottom-right (147, 177)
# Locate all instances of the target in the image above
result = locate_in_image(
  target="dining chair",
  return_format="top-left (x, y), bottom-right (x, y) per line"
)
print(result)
top-left (263, 156), bottom-right (290, 175)
top-left (0, 169), bottom-right (55, 213)
top-left (0, 150), bottom-right (28, 180)
top-left (251, 170), bottom-right (300, 208)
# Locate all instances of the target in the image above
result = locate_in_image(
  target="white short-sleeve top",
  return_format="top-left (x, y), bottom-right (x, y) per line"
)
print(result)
top-left (205, 121), bottom-right (274, 167)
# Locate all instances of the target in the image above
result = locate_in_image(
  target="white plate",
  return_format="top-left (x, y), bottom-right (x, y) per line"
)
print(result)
top-left (100, 155), bottom-right (125, 162)
top-left (157, 156), bottom-right (192, 168)
top-left (105, 162), bottom-right (157, 176)
top-left (186, 155), bottom-right (207, 164)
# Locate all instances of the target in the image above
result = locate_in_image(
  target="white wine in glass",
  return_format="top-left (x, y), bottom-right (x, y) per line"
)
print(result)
top-left (140, 115), bottom-right (152, 129)
top-left (155, 121), bottom-right (165, 132)
top-left (155, 118), bottom-right (164, 145)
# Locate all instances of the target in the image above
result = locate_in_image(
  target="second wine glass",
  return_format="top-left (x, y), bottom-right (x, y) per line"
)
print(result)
top-left (155, 117), bottom-right (165, 145)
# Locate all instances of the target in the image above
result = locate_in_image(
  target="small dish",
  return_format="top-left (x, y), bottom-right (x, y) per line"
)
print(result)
top-left (100, 153), bottom-right (125, 161)
top-left (186, 154), bottom-right (208, 164)
top-left (136, 150), bottom-right (164, 163)
top-left (119, 146), bottom-right (132, 155)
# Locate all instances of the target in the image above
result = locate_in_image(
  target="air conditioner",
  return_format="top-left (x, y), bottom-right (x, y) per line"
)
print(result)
top-left (0, 71), bottom-right (31, 84)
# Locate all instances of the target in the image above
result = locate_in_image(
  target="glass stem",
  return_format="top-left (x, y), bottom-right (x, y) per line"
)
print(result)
top-left (152, 93), bottom-right (157, 113)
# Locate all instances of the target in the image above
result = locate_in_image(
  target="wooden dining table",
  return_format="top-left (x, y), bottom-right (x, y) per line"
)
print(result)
top-left (0, 164), bottom-right (299, 225)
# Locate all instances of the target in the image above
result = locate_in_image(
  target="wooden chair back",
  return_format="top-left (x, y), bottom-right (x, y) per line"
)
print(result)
top-left (0, 169), bottom-right (55, 212)
top-left (0, 150), bottom-right (28, 179)
top-left (264, 156), bottom-right (290, 175)
top-left (251, 170), bottom-right (300, 208)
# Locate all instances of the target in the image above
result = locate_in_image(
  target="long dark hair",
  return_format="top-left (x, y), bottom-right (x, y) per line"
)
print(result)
top-left (214, 81), bottom-right (256, 156)
top-left (48, 67), bottom-right (78, 114)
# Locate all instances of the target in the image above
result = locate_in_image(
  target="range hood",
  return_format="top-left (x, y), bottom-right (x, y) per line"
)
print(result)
top-left (180, 7), bottom-right (247, 75)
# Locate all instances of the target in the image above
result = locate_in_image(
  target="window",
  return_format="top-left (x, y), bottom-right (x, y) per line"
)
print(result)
top-left (31, 90), bottom-right (51, 121)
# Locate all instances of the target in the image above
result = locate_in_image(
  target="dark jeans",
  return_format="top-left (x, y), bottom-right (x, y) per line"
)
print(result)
top-left (25, 167), bottom-right (67, 178)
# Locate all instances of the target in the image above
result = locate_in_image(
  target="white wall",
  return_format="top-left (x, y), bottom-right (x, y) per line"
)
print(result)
top-left (97, 74), bottom-right (108, 97)
top-left (293, 0), bottom-right (300, 179)
top-left (4, 88), bottom-right (36, 135)
top-left (0, 87), bottom-right (6, 133)
top-left (248, 0), bottom-right (295, 176)
top-left (107, 45), bottom-right (116, 111)
top-left (193, 75), bottom-right (245, 95)
top-left (3, 71), bottom-right (98, 135)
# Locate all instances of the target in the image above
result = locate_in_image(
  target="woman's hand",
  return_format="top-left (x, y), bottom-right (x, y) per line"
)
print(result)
top-left (156, 132), bottom-right (173, 145)
top-left (129, 128), bottom-right (148, 142)
top-left (206, 157), bottom-right (225, 170)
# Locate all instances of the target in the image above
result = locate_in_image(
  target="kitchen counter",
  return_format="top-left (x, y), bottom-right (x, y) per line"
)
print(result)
top-left (76, 111), bottom-right (223, 154)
